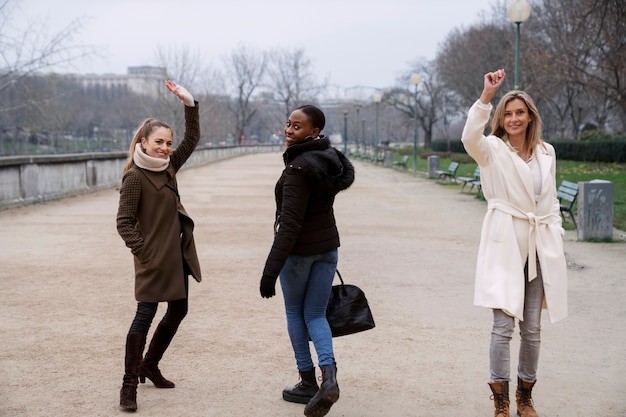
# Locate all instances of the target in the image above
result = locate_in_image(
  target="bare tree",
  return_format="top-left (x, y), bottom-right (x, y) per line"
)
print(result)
top-left (526, 0), bottom-right (626, 133)
top-left (220, 44), bottom-right (267, 144)
top-left (0, 0), bottom-right (98, 103)
top-left (387, 60), bottom-right (453, 148)
top-left (265, 47), bottom-right (327, 123)
top-left (153, 45), bottom-right (209, 141)
top-left (434, 0), bottom-right (626, 139)
top-left (436, 23), bottom-right (515, 108)
top-left (154, 45), bottom-right (206, 92)
top-left (0, 0), bottom-right (98, 153)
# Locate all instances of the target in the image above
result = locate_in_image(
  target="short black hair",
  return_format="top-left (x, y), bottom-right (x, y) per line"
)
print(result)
top-left (295, 104), bottom-right (325, 131)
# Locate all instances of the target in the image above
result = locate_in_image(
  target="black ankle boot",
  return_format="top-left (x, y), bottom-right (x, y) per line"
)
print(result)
top-left (119, 333), bottom-right (146, 412)
top-left (282, 368), bottom-right (318, 404)
top-left (304, 363), bottom-right (339, 417)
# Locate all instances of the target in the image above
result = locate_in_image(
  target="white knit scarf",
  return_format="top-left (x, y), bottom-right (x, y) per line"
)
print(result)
top-left (133, 143), bottom-right (170, 172)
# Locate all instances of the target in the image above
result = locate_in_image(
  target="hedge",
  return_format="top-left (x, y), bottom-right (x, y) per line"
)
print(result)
top-left (431, 139), bottom-right (626, 163)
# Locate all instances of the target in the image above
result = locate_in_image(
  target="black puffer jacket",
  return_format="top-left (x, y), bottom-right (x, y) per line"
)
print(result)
top-left (262, 136), bottom-right (355, 279)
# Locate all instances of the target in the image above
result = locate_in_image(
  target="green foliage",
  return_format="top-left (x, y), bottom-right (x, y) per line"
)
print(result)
top-left (430, 137), bottom-right (626, 163)
top-left (392, 150), bottom-right (626, 232)
top-left (431, 139), bottom-right (465, 153)
top-left (579, 129), bottom-right (616, 142)
top-left (552, 140), bottom-right (626, 163)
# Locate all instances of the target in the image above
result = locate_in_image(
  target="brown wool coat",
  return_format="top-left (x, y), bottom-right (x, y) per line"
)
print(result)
top-left (116, 104), bottom-right (202, 302)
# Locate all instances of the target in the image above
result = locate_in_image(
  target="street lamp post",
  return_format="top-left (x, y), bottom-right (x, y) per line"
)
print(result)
top-left (410, 73), bottom-right (423, 173)
top-left (343, 111), bottom-right (348, 154)
top-left (355, 105), bottom-right (361, 153)
top-left (507, 0), bottom-right (532, 89)
top-left (372, 93), bottom-right (382, 159)
top-left (361, 119), bottom-right (366, 153)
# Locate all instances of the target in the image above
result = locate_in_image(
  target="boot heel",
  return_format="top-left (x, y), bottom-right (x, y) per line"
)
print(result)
top-left (139, 375), bottom-right (146, 384)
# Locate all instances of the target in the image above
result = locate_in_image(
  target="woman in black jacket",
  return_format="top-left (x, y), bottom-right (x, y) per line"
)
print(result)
top-left (260, 105), bottom-right (354, 417)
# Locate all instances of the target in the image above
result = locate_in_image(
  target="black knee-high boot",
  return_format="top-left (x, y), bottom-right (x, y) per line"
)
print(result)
top-left (119, 333), bottom-right (146, 412)
top-left (304, 363), bottom-right (340, 417)
top-left (140, 323), bottom-right (177, 388)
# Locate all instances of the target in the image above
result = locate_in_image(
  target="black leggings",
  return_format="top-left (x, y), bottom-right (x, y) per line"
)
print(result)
top-left (128, 298), bottom-right (188, 336)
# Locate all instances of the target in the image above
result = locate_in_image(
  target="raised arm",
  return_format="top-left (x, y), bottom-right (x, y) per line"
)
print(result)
top-left (166, 80), bottom-right (200, 170)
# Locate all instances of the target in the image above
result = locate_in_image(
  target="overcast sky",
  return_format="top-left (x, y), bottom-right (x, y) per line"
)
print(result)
top-left (13, 0), bottom-right (500, 95)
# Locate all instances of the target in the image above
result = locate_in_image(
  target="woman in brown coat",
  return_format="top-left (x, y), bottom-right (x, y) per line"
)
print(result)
top-left (116, 80), bottom-right (201, 412)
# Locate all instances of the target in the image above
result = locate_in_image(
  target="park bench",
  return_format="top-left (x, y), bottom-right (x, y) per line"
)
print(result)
top-left (393, 155), bottom-right (409, 169)
top-left (458, 166), bottom-right (481, 193)
top-left (558, 180), bottom-right (579, 228)
top-left (435, 161), bottom-right (460, 183)
top-left (355, 152), bottom-right (368, 160)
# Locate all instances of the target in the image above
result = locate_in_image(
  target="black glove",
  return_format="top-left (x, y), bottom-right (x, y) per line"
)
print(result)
top-left (260, 275), bottom-right (277, 298)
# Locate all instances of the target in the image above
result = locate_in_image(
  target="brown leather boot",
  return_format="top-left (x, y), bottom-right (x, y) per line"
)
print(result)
top-left (516, 377), bottom-right (539, 417)
top-left (282, 368), bottom-right (318, 404)
top-left (488, 381), bottom-right (510, 417)
top-left (140, 323), bottom-right (177, 388)
top-left (119, 333), bottom-right (146, 412)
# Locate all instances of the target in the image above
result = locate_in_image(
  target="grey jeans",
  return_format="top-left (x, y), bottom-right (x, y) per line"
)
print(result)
top-left (489, 260), bottom-right (544, 383)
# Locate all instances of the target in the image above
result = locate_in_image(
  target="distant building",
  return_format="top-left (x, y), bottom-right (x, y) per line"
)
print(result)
top-left (65, 66), bottom-right (168, 99)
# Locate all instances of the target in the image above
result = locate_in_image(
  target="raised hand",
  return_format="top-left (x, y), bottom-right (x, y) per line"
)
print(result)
top-left (165, 80), bottom-right (195, 107)
top-left (480, 69), bottom-right (506, 104)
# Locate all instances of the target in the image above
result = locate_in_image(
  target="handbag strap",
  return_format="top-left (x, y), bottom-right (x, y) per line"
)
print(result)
top-left (336, 269), bottom-right (344, 285)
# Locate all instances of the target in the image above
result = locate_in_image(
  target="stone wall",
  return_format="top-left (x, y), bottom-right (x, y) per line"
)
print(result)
top-left (0, 145), bottom-right (283, 210)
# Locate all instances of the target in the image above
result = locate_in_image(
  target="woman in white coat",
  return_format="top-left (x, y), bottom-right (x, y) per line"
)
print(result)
top-left (461, 69), bottom-right (567, 417)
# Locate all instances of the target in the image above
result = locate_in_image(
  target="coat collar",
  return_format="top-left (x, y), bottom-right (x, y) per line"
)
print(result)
top-left (283, 136), bottom-right (330, 165)
top-left (536, 144), bottom-right (553, 196)
top-left (135, 164), bottom-right (174, 190)
top-left (505, 142), bottom-right (552, 203)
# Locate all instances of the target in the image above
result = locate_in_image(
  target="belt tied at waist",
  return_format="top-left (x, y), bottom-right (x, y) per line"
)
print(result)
top-left (487, 199), bottom-right (554, 281)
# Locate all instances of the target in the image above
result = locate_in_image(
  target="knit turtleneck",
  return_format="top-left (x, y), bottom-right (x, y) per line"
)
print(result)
top-left (133, 143), bottom-right (170, 172)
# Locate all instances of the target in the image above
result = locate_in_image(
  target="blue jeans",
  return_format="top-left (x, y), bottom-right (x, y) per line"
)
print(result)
top-left (490, 259), bottom-right (544, 383)
top-left (279, 249), bottom-right (338, 371)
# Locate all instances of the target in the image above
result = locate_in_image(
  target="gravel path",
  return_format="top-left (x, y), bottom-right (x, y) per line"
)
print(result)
top-left (1, 152), bottom-right (625, 416)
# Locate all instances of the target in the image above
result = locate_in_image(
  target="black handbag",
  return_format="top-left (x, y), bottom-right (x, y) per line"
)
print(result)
top-left (326, 270), bottom-right (375, 337)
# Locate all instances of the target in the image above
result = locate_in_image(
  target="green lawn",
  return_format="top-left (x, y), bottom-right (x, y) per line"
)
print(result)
top-left (555, 160), bottom-right (625, 231)
top-left (390, 153), bottom-right (626, 232)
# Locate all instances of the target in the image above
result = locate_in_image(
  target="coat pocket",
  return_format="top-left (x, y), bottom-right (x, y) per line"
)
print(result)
top-left (136, 245), bottom-right (152, 265)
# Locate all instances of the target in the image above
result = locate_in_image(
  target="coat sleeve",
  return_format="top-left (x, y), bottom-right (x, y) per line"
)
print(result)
top-left (116, 170), bottom-right (144, 256)
top-left (262, 169), bottom-right (310, 279)
top-left (461, 100), bottom-right (493, 167)
top-left (171, 102), bottom-right (200, 172)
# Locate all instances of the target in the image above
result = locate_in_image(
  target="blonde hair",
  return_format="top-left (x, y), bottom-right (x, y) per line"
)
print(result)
top-left (491, 90), bottom-right (543, 155)
top-left (123, 118), bottom-right (173, 173)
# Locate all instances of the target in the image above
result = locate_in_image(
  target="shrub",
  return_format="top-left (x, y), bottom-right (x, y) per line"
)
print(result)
top-left (552, 140), bottom-right (626, 163)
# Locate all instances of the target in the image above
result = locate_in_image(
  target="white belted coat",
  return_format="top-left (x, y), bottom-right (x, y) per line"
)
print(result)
top-left (461, 100), bottom-right (568, 323)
